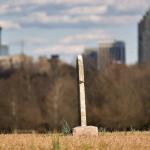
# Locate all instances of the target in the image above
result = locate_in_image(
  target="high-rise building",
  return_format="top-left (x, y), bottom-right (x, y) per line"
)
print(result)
top-left (83, 47), bottom-right (98, 70)
top-left (138, 9), bottom-right (150, 64)
top-left (98, 41), bottom-right (126, 70)
top-left (0, 27), bottom-right (9, 56)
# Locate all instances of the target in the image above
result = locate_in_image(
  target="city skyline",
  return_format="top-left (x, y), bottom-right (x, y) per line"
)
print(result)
top-left (0, 0), bottom-right (149, 64)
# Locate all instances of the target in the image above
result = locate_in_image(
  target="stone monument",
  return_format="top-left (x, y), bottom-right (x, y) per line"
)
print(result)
top-left (73, 55), bottom-right (98, 136)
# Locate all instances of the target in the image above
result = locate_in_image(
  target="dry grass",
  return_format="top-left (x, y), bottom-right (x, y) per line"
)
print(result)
top-left (0, 132), bottom-right (149, 150)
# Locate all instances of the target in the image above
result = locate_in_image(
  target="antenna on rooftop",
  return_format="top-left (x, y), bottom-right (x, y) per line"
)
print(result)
top-left (20, 40), bottom-right (25, 55)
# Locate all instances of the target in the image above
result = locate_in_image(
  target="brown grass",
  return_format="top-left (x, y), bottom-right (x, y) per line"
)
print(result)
top-left (0, 132), bottom-right (149, 150)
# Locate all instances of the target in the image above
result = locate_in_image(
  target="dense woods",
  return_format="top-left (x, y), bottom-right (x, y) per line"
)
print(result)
top-left (0, 57), bottom-right (149, 132)
top-left (86, 64), bottom-right (150, 131)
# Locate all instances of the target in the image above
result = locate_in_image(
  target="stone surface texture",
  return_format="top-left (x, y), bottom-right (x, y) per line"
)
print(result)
top-left (73, 126), bottom-right (98, 137)
top-left (77, 55), bottom-right (87, 126)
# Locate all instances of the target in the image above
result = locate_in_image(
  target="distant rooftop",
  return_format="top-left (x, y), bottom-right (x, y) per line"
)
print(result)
top-left (51, 54), bottom-right (59, 60)
top-left (99, 40), bottom-right (125, 48)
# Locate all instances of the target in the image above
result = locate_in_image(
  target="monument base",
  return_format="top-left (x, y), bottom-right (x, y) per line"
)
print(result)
top-left (73, 126), bottom-right (98, 137)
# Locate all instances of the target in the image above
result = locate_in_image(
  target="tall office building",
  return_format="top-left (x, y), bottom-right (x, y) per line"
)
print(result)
top-left (98, 41), bottom-right (126, 70)
top-left (138, 9), bottom-right (150, 64)
top-left (0, 27), bottom-right (9, 56)
top-left (83, 47), bottom-right (98, 70)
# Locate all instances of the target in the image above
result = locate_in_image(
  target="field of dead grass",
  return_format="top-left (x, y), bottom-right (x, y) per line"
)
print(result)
top-left (0, 132), bottom-right (149, 150)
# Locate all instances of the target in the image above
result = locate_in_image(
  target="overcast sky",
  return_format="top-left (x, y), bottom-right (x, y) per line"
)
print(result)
top-left (0, 0), bottom-right (149, 64)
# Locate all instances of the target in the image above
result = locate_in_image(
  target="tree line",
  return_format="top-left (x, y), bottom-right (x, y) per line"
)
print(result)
top-left (0, 56), bottom-right (149, 132)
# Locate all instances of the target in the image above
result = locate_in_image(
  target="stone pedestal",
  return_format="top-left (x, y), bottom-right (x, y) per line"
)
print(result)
top-left (73, 126), bottom-right (98, 137)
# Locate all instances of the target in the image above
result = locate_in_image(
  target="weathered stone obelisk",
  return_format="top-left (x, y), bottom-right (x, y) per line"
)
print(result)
top-left (77, 55), bottom-right (87, 127)
top-left (73, 55), bottom-right (98, 136)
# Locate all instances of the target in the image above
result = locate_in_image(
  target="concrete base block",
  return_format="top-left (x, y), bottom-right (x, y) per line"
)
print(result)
top-left (73, 126), bottom-right (98, 137)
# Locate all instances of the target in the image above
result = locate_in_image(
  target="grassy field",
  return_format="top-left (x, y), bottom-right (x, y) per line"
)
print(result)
top-left (0, 132), bottom-right (149, 150)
